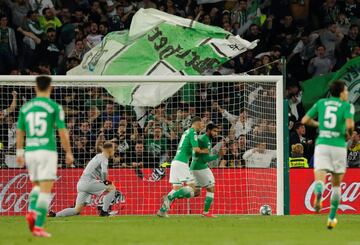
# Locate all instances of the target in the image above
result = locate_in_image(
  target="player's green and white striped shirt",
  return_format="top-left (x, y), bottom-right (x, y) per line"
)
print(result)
top-left (17, 97), bottom-right (66, 152)
top-left (306, 97), bottom-right (354, 147)
top-left (173, 127), bottom-right (199, 164)
top-left (190, 134), bottom-right (219, 170)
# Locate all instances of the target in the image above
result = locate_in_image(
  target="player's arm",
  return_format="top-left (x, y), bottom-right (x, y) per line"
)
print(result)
top-left (190, 129), bottom-right (209, 154)
top-left (100, 160), bottom-right (109, 182)
top-left (301, 102), bottom-right (319, 127)
top-left (345, 103), bottom-right (355, 137)
top-left (56, 105), bottom-right (73, 166)
top-left (15, 108), bottom-right (26, 167)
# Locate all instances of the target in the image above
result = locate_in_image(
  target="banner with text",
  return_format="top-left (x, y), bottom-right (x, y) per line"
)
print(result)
top-left (290, 169), bottom-right (360, 214)
top-left (0, 169), bottom-right (276, 215)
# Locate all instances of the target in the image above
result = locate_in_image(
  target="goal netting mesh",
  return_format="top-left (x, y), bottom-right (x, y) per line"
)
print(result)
top-left (0, 78), bottom-right (279, 215)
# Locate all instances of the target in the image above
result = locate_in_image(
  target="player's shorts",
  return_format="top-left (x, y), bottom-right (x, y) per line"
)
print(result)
top-left (191, 168), bottom-right (215, 188)
top-left (76, 179), bottom-right (108, 205)
top-left (314, 144), bottom-right (347, 174)
top-left (25, 150), bottom-right (58, 182)
top-left (169, 160), bottom-right (194, 185)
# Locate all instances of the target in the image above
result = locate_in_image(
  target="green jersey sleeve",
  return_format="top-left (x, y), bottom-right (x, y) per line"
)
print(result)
top-left (189, 128), bottom-right (199, 148)
top-left (344, 103), bottom-right (355, 120)
top-left (17, 109), bottom-right (25, 131)
top-left (55, 104), bottom-right (66, 129)
top-left (306, 101), bottom-right (318, 119)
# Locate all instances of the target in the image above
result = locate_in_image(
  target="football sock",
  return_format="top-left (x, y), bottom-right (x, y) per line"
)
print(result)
top-left (28, 186), bottom-right (40, 212)
top-left (102, 190), bottom-right (116, 212)
top-left (314, 181), bottom-right (324, 197)
top-left (203, 192), bottom-right (214, 214)
top-left (35, 193), bottom-right (52, 228)
top-left (168, 186), bottom-right (194, 201)
top-left (56, 208), bottom-right (79, 217)
top-left (329, 187), bottom-right (341, 220)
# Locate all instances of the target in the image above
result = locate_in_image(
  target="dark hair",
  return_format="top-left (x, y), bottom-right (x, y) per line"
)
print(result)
top-left (350, 24), bottom-right (359, 30)
top-left (36, 76), bottom-right (52, 91)
top-left (329, 80), bottom-right (346, 98)
top-left (191, 116), bottom-right (202, 124)
top-left (206, 123), bottom-right (218, 131)
top-left (103, 142), bottom-right (114, 149)
top-left (294, 122), bottom-right (304, 130)
top-left (42, 7), bottom-right (50, 15)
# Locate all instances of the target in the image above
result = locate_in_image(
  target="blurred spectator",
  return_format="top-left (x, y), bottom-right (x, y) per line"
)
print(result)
top-left (73, 136), bottom-right (92, 167)
top-left (125, 141), bottom-right (156, 168)
top-left (29, 0), bottom-right (55, 15)
top-left (347, 128), bottom-right (360, 168)
top-left (86, 22), bottom-right (103, 49)
top-left (243, 141), bottom-right (276, 168)
top-left (39, 7), bottom-right (62, 31)
top-left (4, 0), bottom-right (29, 28)
top-left (214, 103), bottom-right (253, 139)
top-left (307, 45), bottom-right (333, 76)
top-left (36, 28), bottom-right (63, 70)
top-left (289, 143), bottom-right (309, 168)
top-left (290, 122), bottom-right (314, 160)
top-left (146, 125), bottom-right (168, 163)
top-left (339, 24), bottom-right (359, 63)
top-left (68, 39), bottom-right (87, 60)
top-left (0, 91), bottom-right (17, 152)
top-left (101, 103), bottom-right (121, 128)
top-left (0, 15), bottom-right (17, 75)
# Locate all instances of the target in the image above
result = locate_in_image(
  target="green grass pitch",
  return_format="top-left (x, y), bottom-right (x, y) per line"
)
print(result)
top-left (0, 215), bottom-right (359, 245)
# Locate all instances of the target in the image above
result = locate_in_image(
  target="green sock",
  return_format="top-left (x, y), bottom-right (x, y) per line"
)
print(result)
top-left (168, 186), bottom-right (194, 201)
top-left (314, 181), bottom-right (324, 196)
top-left (28, 186), bottom-right (40, 212)
top-left (35, 193), bottom-right (51, 228)
top-left (204, 192), bottom-right (214, 213)
top-left (329, 187), bottom-right (341, 220)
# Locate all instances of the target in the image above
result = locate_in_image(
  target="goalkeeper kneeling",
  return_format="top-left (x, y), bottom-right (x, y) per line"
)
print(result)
top-left (50, 142), bottom-right (118, 217)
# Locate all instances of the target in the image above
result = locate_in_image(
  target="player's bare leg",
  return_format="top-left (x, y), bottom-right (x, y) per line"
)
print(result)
top-left (313, 170), bottom-right (327, 213)
top-left (32, 180), bottom-right (54, 237)
top-left (201, 186), bottom-right (216, 218)
top-left (327, 173), bottom-right (344, 229)
top-left (26, 182), bottom-right (40, 232)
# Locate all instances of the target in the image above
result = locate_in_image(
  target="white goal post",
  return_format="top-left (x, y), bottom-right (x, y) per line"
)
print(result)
top-left (0, 75), bottom-right (284, 215)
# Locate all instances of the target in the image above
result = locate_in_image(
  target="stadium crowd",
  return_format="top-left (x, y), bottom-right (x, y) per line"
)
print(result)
top-left (0, 0), bottom-right (359, 169)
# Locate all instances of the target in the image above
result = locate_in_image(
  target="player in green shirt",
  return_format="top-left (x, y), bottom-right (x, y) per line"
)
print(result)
top-left (16, 76), bottom-right (73, 237)
top-left (157, 117), bottom-right (208, 217)
top-left (302, 80), bottom-right (355, 229)
top-left (191, 123), bottom-right (224, 218)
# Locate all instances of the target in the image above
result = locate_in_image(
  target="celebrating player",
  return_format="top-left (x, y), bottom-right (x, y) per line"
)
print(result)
top-left (157, 116), bottom-right (208, 217)
top-left (16, 76), bottom-right (74, 237)
top-left (301, 80), bottom-right (355, 229)
top-left (191, 123), bottom-right (224, 218)
top-left (51, 142), bottom-right (117, 217)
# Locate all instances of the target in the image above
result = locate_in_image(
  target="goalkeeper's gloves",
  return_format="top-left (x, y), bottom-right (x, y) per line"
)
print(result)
top-left (103, 180), bottom-right (112, 185)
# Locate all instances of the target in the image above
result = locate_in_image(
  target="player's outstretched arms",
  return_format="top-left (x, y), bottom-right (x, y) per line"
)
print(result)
top-left (301, 115), bottom-right (319, 128)
top-left (58, 128), bottom-right (74, 167)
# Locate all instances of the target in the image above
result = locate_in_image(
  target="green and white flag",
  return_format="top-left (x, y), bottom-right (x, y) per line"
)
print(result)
top-left (68, 8), bottom-right (257, 107)
top-left (301, 56), bottom-right (360, 121)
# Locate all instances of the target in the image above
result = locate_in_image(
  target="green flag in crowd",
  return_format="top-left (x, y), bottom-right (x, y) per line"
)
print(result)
top-left (301, 56), bottom-right (360, 121)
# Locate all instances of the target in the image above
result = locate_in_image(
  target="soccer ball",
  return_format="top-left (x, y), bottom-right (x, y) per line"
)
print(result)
top-left (259, 205), bottom-right (272, 215)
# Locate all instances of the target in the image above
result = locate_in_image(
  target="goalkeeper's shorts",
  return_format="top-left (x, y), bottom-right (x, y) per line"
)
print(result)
top-left (76, 179), bottom-right (107, 205)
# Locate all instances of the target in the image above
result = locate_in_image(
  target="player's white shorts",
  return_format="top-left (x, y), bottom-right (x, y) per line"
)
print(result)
top-left (25, 150), bottom-right (58, 181)
top-left (314, 144), bottom-right (347, 174)
top-left (169, 160), bottom-right (194, 185)
top-left (191, 168), bottom-right (215, 188)
top-left (76, 179), bottom-right (108, 205)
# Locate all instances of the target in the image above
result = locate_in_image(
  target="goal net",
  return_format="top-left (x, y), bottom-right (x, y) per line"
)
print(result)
top-left (0, 75), bottom-right (284, 216)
